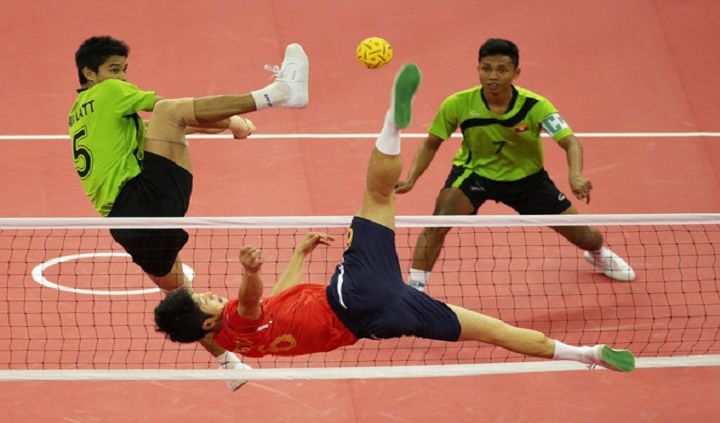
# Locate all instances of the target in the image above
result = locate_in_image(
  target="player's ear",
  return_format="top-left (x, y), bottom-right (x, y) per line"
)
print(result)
top-left (82, 67), bottom-right (96, 84)
top-left (202, 316), bottom-right (219, 332)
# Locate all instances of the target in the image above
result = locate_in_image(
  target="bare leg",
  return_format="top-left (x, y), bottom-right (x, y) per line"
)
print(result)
top-left (356, 148), bottom-right (403, 230)
top-left (411, 188), bottom-right (475, 272)
top-left (192, 95), bottom-right (257, 123)
top-left (356, 64), bottom-right (421, 230)
top-left (446, 303), bottom-right (636, 371)
top-left (551, 206), bottom-right (603, 251)
top-left (148, 256), bottom-right (190, 292)
top-left (447, 304), bottom-right (555, 358)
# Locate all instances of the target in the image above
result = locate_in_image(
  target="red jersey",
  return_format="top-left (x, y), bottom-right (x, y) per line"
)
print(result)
top-left (213, 283), bottom-right (358, 357)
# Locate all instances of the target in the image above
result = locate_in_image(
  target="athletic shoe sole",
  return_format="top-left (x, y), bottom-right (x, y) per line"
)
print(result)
top-left (393, 64), bottom-right (421, 129)
top-left (600, 345), bottom-right (636, 372)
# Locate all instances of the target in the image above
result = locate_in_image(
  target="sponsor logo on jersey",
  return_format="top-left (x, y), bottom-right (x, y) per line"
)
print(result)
top-left (514, 124), bottom-right (529, 134)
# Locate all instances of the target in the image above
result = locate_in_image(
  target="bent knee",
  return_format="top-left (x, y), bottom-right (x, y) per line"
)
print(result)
top-left (152, 98), bottom-right (198, 128)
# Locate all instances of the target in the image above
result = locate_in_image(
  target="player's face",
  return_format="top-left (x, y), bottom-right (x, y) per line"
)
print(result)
top-left (477, 55), bottom-right (520, 95)
top-left (193, 291), bottom-right (228, 316)
top-left (84, 55), bottom-right (128, 86)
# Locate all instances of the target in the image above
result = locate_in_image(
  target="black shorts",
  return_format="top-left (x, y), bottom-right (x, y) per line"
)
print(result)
top-left (443, 166), bottom-right (572, 214)
top-left (326, 217), bottom-right (461, 341)
top-left (108, 152), bottom-right (193, 277)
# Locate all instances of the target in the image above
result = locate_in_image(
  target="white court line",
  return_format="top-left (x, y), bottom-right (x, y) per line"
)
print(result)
top-left (0, 355), bottom-right (718, 381)
top-left (1, 132), bottom-right (720, 141)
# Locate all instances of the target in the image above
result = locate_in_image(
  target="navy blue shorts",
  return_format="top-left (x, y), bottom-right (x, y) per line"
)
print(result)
top-left (444, 166), bottom-right (572, 214)
top-left (326, 217), bottom-right (461, 341)
top-left (108, 152), bottom-right (192, 277)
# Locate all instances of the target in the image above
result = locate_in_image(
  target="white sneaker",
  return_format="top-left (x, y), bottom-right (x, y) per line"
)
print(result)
top-left (584, 344), bottom-right (635, 372)
top-left (264, 43), bottom-right (309, 108)
top-left (583, 247), bottom-right (636, 282)
top-left (228, 116), bottom-right (255, 139)
top-left (217, 351), bottom-right (251, 391)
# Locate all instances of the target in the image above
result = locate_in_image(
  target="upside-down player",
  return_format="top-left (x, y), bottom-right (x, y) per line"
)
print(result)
top-left (154, 64), bottom-right (635, 374)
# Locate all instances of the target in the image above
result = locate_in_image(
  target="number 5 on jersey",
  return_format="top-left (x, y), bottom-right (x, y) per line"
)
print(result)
top-left (72, 127), bottom-right (92, 178)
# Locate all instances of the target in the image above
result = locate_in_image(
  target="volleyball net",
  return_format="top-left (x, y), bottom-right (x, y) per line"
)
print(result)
top-left (1, 214), bottom-right (719, 381)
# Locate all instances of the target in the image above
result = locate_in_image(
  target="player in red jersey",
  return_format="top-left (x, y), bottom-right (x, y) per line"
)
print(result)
top-left (155, 64), bottom-right (636, 373)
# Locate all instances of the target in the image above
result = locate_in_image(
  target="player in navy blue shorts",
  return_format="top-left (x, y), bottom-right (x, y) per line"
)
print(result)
top-left (324, 64), bottom-right (634, 367)
top-left (156, 65), bottom-right (637, 372)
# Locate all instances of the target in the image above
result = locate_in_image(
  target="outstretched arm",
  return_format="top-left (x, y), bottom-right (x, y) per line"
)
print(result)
top-left (236, 245), bottom-right (264, 320)
top-left (270, 232), bottom-right (333, 296)
top-left (557, 134), bottom-right (592, 204)
top-left (395, 134), bottom-right (443, 194)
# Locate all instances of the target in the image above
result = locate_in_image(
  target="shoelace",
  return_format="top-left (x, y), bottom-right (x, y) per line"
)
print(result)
top-left (264, 64), bottom-right (281, 79)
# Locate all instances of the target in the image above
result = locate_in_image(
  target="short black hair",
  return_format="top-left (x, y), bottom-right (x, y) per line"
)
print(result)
top-left (478, 38), bottom-right (519, 67)
top-left (74, 35), bottom-right (129, 85)
top-left (154, 288), bottom-right (212, 343)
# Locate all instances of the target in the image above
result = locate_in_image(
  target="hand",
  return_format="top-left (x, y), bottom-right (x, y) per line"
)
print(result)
top-left (394, 178), bottom-right (415, 194)
top-left (229, 116), bottom-right (256, 140)
top-left (295, 232), bottom-right (333, 256)
top-left (569, 175), bottom-right (592, 204)
top-left (239, 245), bottom-right (263, 273)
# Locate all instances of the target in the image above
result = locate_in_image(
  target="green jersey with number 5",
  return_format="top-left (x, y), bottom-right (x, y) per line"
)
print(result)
top-left (428, 85), bottom-right (573, 181)
top-left (68, 79), bottom-right (156, 215)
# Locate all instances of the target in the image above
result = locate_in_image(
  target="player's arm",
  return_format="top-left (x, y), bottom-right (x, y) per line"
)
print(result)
top-left (270, 232), bottom-right (333, 296)
top-left (557, 134), bottom-right (592, 203)
top-left (395, 133), bottom-right (444, 193)
top-left (236, 246), bottom-right (264, 320)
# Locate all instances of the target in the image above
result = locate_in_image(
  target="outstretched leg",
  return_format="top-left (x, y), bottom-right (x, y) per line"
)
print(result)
top-left (447, 304), bottom-right (635, 372)
top-left (356, 64), bottom-right (421, 230)
top-left (144, 43), bottom-right (310, 173)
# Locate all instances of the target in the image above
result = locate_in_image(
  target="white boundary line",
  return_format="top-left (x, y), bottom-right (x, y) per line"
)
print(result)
top-left (1, 132), bottom-right (720, 141)
top-left (1, 355), bottom-right (718, 381)
top-left (0, 213), bottom-right (719, 229)
top-left (29, 252), bottom-right (194, 296)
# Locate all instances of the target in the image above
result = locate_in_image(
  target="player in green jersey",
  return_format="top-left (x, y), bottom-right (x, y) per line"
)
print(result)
top-left (395, 38), bottom-right (635, 291)
top-left (69, 35), bottom-right (309, 390)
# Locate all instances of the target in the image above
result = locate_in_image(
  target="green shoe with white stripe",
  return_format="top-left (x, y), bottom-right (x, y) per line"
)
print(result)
top-left (392, 64), bottom-right (421, 129)
top-left (588, 345), bottom-right (636, 372)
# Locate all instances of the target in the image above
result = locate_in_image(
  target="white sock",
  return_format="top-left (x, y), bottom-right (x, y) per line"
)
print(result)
top-left (409, 268), bottom-right (429, 285)
top-left (375, 109), bottom-right (401, 155)
top-left (251, 81), bottom-right (290, 110)
top-left (216, 351), bottom-right (239, 367)
top-left (552, 341), bottom-right (593, 363)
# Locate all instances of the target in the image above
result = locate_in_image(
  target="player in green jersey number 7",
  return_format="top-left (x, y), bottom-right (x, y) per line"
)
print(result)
top-left (68, 35), bottom-right (308, 390)
top-left (395, 38), bottom-right (635, 291)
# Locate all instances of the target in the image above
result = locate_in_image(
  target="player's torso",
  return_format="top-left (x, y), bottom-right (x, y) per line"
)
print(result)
top-left (68, 81), bottom-right (145, 215)
top-left (449, 86), bottom-right (551, 181)
top-left (219, 284), bottom-right (356, 357)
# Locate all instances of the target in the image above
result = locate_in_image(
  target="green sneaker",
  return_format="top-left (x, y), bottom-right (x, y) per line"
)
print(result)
top-left (392, 64), bottom-right (421, 129)
top-left (590, 345), bottom-right (636, 372)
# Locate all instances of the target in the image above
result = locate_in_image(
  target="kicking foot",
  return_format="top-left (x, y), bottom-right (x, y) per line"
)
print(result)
top-left (392, 64), bottom-right (421, 129)
top-left (584, 345), bottom-right (636, 372)
top-left (229, 116), bottom-right (255, 140)
top-left (583, 247), bottom-right (636, 281)
top-left (264, 43), bottom-right (309, 108)
top-left (217, 351), bottom-right (251, 391)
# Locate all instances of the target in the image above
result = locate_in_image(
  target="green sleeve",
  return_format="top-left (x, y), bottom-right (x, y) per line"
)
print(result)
top-left (536, 98), bottom-right (573, 141)
top-left (428, 95), bottom-right (459, 141)
top-left (102, 79), bottom-right (156, 116)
